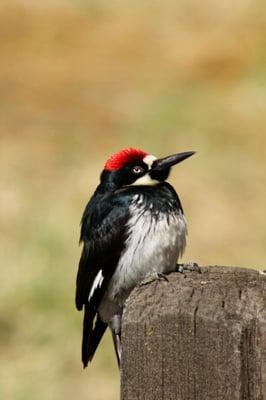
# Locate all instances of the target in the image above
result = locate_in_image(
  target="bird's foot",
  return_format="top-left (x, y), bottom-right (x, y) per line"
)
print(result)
top-left (140, 272), bottom-right (169, 286)
top-left (176, 262), bottom-right (201, 274)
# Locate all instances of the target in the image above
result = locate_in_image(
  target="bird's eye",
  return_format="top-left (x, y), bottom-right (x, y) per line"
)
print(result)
top-left (132, 166), bottom-right (144, 175)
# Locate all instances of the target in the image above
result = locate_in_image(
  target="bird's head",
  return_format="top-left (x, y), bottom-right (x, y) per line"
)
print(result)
top-left (99, 148), bottom-right (195, 189)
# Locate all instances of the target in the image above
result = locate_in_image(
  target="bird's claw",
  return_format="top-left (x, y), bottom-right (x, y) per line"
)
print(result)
top-left (140, 272), bottom-right (169, 286)
top-left (176, 262), bottom-right (201, 274)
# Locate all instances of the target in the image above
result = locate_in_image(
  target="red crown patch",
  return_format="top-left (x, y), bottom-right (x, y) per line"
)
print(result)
top-left (104, 148), bottom-right (148, 171)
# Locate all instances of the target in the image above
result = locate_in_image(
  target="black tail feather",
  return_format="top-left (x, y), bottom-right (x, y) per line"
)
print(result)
top-left (82, 305), bottom-right (107, 368)
top-left (111, 331), bottom-right (122, 368)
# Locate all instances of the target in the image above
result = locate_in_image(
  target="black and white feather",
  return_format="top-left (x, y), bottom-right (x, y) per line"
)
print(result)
top-left (76, 183), bottom-right (186, 367)
top-left (75, 148), bottom-right (195, 368)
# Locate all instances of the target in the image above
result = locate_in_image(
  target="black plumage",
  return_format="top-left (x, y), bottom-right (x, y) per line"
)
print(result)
top-left (76, 190), bottom-right (129, 366)
top-left (75, 148), bottom-right (195, 367)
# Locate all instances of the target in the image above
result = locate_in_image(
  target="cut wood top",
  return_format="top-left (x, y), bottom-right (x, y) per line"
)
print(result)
top-left (123, 266), bottom-right (266, 325)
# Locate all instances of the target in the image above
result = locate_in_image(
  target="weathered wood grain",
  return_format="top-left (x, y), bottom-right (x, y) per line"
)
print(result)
top-left (121, 266), bottom-right (266, 400)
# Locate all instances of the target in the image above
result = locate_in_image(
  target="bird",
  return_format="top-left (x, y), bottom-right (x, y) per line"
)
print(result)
top-left (75, 147), bottom-right (196, 368)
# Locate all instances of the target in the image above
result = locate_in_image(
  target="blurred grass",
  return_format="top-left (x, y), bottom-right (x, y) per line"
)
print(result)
top-left (0, 1), bottom-right (265, 399)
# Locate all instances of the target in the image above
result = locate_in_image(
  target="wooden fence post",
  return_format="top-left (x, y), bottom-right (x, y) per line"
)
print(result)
top-left (121, 266), bottom-right (266, 400)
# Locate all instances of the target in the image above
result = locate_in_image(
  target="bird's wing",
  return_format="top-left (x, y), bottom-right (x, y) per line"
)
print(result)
top-left (75, 191), bottom-right (130, 366)
top-left (75, 192), bottom-right (129, 311)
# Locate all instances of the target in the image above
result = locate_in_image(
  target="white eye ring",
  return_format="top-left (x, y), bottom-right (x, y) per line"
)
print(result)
top-left (132, 166), bottom-right (144, 174)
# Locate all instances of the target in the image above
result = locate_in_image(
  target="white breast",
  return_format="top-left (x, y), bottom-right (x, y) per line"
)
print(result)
top-left (99, 196), bottom-right (187, 322)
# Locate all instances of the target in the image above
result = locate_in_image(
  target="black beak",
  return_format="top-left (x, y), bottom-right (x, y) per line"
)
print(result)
top-left (152, 151), bottom-right (196, 171)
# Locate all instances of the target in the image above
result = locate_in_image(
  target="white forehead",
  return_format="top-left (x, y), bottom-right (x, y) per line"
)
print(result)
top-left (143, 154), bottom-right (157, 169)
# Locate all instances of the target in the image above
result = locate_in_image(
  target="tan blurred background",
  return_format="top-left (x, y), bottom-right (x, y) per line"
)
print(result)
top-left (0, 0), bottom-right (265, 399)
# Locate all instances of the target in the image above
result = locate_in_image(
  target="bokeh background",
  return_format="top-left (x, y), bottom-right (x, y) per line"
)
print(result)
top-left (0, 0), bottom-right (265, 399)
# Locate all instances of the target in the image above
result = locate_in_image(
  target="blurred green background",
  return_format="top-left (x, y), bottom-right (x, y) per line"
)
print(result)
top-left (0, 0), bottom-right (265, 399)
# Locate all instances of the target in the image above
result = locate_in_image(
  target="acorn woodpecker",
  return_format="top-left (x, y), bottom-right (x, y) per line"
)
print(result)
top-left (75, 148), bottom-right (195, 368)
